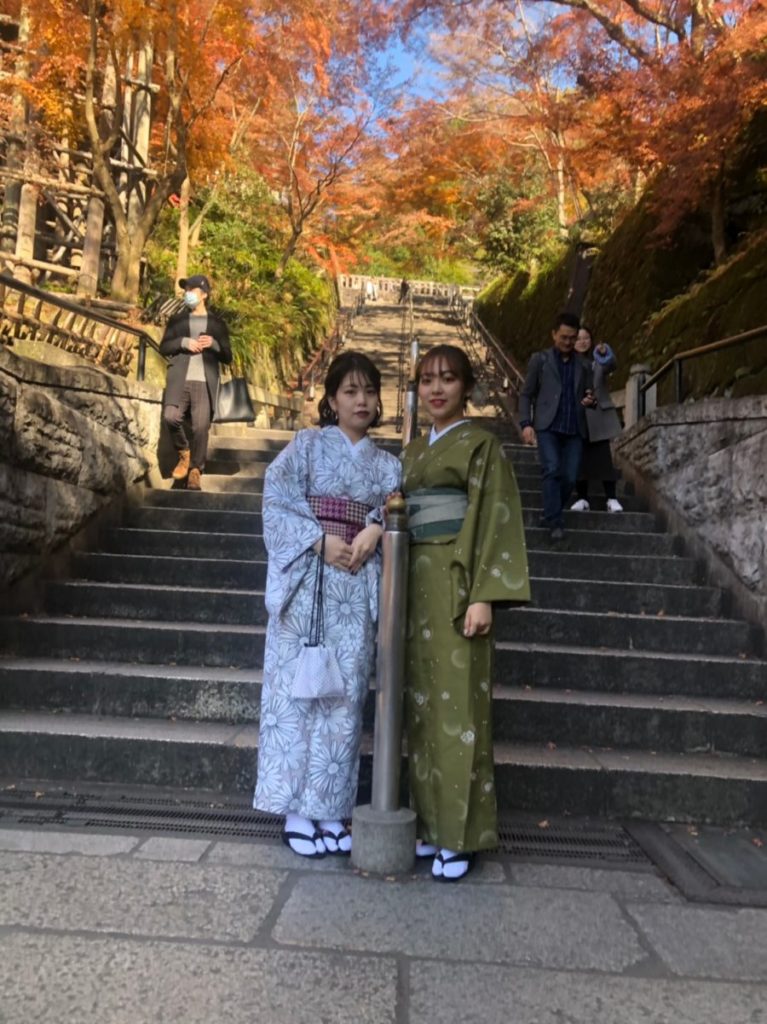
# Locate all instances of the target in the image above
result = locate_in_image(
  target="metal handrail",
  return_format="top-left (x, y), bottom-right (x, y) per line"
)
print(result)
top-left (296, 297), bottom-right (362, 399)
top-left (639, 324), bottom-right (767, 413)
top-left (0, 271), bottom-right (165, 381)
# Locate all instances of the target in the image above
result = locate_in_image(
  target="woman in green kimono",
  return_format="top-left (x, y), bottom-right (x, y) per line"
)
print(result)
top-left (402, 345), bottom-right (530, 881)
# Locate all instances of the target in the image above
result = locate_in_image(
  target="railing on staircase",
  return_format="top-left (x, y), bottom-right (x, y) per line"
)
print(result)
top-left (450, 295), bottom-right (525, 424)
top-left (0, 271), bottom-right (165, 381)
top-left (637, 324), bottom-right (767, 417)
top-left (295, 295), bottom-right (364, 405)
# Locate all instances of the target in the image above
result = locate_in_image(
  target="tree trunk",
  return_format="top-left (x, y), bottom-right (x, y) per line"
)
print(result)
top-left (711, 170), bottom-right (727, 265)
top-left (175, 176), bottom-right (191, 283)
top-left (276, 226), bottom-right (302, 277)
top-left (1, 2), bottom-right (30, 256)
top-left (110, 232), bottom-right (146, 302)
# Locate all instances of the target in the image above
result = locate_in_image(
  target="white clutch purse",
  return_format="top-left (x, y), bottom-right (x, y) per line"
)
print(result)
top-left (291, 536), bottom-right (345, 700)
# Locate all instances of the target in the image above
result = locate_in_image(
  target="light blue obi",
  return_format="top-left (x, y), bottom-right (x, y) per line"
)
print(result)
top-left (406, 487), bottom-right (468, 541)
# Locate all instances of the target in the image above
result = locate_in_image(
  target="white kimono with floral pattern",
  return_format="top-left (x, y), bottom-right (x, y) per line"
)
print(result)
top-left (254, 426), bottom-right (401, 819)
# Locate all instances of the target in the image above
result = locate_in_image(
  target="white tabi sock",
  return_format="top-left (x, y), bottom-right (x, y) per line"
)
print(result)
top-left (437, 847), bottom-right (473, 881)
top-left (284, 813), bottom-right (324, 856)
top-left (318, 819), bottom-right (352, 853)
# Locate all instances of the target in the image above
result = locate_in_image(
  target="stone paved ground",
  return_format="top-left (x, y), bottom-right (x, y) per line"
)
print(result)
top-left (2, 824), bottom-right (767, 1023)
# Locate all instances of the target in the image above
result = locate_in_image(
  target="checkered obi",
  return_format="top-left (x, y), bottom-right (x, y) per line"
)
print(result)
top-left (308, 496), bottom-right (373, 544)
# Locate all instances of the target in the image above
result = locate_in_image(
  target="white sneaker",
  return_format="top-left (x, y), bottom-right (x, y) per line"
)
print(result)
top-left (570, 499), bottom-right (590, 512)
top-left (606, 498), bottom-right (624, 513)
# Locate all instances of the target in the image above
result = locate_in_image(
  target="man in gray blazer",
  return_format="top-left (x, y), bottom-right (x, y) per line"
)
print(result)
top-left (518, 312), bottom-right (594, 540)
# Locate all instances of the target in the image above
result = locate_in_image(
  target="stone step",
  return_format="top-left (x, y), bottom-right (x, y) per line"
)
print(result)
top-left (0, 616), bottom-right (265, 668)
top-left (104, 528), bottom-right (265, 560)
top-left (71, 551), bottom-right (700, 594)
top-left (2, 711), bottom-right (766, 824)
top-left (3, 660), bottom-right (761, 761)
top-left (528, 577), bottom-right (722, 617)
top-left (499, 607), bottom-right (756, 657)
top-left (494, 742), bottom-right (767, 825)
top-left (0, 660), bottom-right (263, 722)
top-left (46, 573), bottom-right (716, 626)
top-left (495, 688), bottom-right (767, 759)
top-left (522, 527), bottom-right (675, 556)
top-left (124, 507), bottom-right (262, 535)
top-left (72, 553), bottom-right (268, 590)
top-left (203, 475), bottom-right (265, 495)
top-left (130, 499), bottom-right (659, 541)
top-left (523, 509), bottom-right (656, 533)
top-left (497, 642), bottom-right (767, 700)
top-left (526, 549), bottom-right (701, 585)
top-left (203, 459), bottom-right (268, 479)
top-left (45, 582), bottom-right (268, 626)
top-left (145, 481), bottom-right (647, 520)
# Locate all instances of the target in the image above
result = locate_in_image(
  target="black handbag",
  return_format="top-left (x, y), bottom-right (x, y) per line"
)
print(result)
top-left (214, 375), bottom-right (256, 423)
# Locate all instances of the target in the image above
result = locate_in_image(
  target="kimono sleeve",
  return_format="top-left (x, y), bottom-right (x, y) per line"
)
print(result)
top-left (366, 451), bottom-right (403, 526)
top-left (451, 436), bottom-right (530, 620)
top-left (262, 430), bottom-right (323, 571)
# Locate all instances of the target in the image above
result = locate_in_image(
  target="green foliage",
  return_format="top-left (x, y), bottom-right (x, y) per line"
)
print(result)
top-left (477, 171), bottom-right (563, 274)
top-left (360, 245), bottom-right (477, 285)
top-left (144, 173), bottom-right (336, 387)
top-left (474, 250), bottom-right (576, 371)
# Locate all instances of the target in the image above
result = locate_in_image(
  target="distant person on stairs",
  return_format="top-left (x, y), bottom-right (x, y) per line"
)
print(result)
top-left (518, 312), bottom-right (596, 542)
top-left (160, 274), bottom-right (232, 491)
top-left (570, 326), bottom-right (623, 513)
top-left (254, 351), bottom-right (401, 859)
top-left (398, 278), bottom-right (410, 304)
top-left (401, 345), bottom-right (530, 882)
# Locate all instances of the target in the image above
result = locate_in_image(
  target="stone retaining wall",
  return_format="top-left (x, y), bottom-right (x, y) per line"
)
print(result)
top-left (614, 397), bottom-right (767, 627)
top-left (0, 347), bottom-right (163, 593)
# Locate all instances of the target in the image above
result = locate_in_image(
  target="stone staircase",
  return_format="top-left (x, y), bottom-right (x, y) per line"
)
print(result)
top-left (1, 304), bottom-right (766, 824)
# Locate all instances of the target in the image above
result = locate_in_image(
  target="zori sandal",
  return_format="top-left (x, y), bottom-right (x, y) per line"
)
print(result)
top-left (281, 829), bottom-right (326, 859)
top-left (319, 823), bottom-right (352, 855)
top-left (432, 850), bottom-right (475, 882)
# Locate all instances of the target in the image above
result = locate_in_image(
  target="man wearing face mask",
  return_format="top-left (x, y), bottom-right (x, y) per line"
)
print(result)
top-left (159, 274), bottom-right (233, 490)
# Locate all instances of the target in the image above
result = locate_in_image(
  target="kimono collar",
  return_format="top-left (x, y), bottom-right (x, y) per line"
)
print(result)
top-left (327, 425), bottom-right (372, 456)
top-left (429, 419), bottom-right (469, 446)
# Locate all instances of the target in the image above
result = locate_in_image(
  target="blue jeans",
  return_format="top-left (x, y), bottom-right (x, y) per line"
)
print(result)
top-left (536, 430), bottom-right (583, 528)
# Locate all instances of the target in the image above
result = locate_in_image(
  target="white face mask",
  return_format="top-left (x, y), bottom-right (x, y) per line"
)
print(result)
top-left (183, 290), bottom-right (200, 309)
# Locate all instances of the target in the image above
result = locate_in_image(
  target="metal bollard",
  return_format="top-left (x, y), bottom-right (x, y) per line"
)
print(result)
top-left (371, 497), bottom-right (409, 813)
top-left (409, 337), bottom-right (420, 380)
top-left (351, 496), bottom-right (416, 874)
top-left (402, 381), bottom-right (418, 447)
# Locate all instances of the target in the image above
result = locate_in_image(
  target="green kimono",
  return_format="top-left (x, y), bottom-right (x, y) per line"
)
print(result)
top-left (402, 423), bottom-right (530, 852)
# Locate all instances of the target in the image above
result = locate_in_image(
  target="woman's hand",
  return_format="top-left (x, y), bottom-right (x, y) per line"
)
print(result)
top-left (463, 602), bottom-right (492, 638)
top-left (315, 534), bottom-right (353, 570)
top-left (349, 524), bottom-right (383, 573)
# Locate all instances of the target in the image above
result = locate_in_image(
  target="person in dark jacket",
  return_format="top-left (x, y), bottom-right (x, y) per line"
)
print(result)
top-left (570, 325), bottom-right (623, 513)
top-left (160, 274), bottom-right (232, 490)
top-left (518, 312), bottom-right (595, 541)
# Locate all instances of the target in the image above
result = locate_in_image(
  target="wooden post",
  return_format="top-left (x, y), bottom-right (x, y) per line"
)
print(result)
top-left (0, 3), bottom-right (30, 255)
top-left (77, 64), bottom-right (117, 297)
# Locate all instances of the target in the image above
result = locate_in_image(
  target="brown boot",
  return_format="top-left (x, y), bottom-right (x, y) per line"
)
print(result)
top-left (187, 467), bottom-right (202, 491)
top-left (172, 449), bottom-right (191, 480)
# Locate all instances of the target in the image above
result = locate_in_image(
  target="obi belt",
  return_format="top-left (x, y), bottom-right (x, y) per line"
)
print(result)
top-left (406, 487), bottom-right (469, 541)
top-left (308, 495), bottom-right (373, 544)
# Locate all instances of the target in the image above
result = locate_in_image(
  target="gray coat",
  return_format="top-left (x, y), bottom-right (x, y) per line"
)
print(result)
top-left (585, 346), bottom-right (621, 443)
top-left (518, 348), bottom-right (593, 439)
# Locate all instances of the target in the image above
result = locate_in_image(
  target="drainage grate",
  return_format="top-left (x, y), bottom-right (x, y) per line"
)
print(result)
top-left (0, 787), bottom-right (647, 864)
top-left (497, 821), bottom-right (647, 864)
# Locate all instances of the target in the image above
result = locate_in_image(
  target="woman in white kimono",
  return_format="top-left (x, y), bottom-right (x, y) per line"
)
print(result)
top-left (254, 352), bottom-right (401, 858)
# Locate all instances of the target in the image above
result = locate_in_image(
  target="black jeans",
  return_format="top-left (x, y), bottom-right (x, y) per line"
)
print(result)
top-left (163, 381), bottom-right (211, 471)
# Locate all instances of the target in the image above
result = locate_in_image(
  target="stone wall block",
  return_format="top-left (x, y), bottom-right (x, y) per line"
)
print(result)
top-left (45, 478), bottom-right (103, 550)
top-left (12, 389), bottom-right (85, 484)
top-left (0, 369), bottom-right (18, 442)
top-left (617, 397), bottom-right (767, 604)
top-left (0, 349), bottom-right (163, 591)
top-left (0, 465), bottom-right (47, 553)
